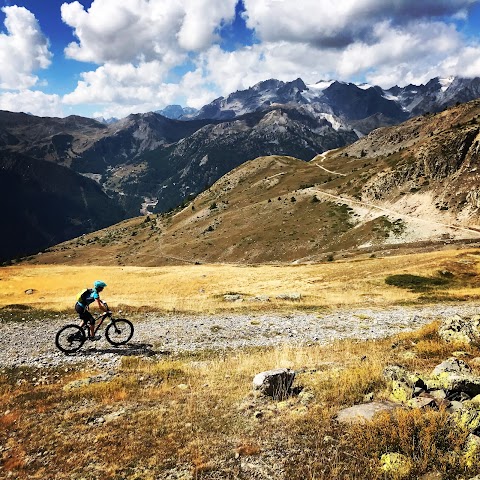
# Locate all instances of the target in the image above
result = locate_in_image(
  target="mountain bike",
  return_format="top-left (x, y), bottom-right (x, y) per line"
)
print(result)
top-left (55, 303), bottom-right (134, 354)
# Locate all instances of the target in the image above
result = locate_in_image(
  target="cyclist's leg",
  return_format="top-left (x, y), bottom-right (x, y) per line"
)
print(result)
top-left (76, 304), bottom-right (95, 338)
top-left (84, 311), bottom-right (96, 338)
top-left (75, 303), bottom-right (86, 327)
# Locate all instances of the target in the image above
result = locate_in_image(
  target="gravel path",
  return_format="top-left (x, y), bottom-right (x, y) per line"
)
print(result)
top-left (1, 304), bottom-right (478, 371)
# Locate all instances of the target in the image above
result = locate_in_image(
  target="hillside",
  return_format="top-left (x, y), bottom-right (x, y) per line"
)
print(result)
top-left (0, 151), bottom-right (124, 262)
top-left (21, 99), bottom-right (480, 267)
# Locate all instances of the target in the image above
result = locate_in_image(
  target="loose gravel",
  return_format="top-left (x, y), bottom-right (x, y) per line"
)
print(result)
top-left (1, 304), bottom-right (478, 371)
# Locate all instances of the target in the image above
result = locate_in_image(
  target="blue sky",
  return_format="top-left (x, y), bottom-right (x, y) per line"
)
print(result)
top-left (1, 0), bottom-right (480, 118)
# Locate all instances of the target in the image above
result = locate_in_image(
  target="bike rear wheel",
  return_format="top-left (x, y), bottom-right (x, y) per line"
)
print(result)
top-left (105, 319), bottom-right (134, 346)
top-left (55, 324), bottom-right (86, 353)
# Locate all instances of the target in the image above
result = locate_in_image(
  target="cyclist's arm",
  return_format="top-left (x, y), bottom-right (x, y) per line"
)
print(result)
top-left (96, 298), bottom-right (108, 312)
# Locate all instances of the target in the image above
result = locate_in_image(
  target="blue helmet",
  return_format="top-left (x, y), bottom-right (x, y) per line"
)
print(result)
top-left (94, 280), bottom-right (107, 289)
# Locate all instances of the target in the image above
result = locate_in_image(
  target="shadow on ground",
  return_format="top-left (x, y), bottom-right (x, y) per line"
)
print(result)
top-left (74, 342), bottom-right (158, 357)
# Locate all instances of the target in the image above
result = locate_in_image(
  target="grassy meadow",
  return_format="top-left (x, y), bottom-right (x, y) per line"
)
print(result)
top-left (1, 324), bottom-right (480, 479)
top-left (2, 247), bottom-right (480, 313)
top-left (2, 247), bottom-right (480, 478)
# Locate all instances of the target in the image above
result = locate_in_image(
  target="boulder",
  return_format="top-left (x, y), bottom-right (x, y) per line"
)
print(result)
top-left (438, 315), bottom-right (480, 344)
top-left (432, 357), bottom-right (472, 376)
top-left (379, 452), bottom-right (412, 479)
top-left (275, 293), bottom-right (302, 301)
top-left (407, 396), bottom-right (437, 409)
top-left (427, 377), bottom-right (480, 400)
top-left (336, 401), bottom-right (400, 424)
top-left (223, 294), bottom-right (243, 302)
top-left (383, 365), bottom-right (426, 402)
top-left (427, 357), bottom-right (480, 398)
top-left (253, 368), bottom-right (295, 399)
top-left (463, 434), bottom-right (480, 469)
top-left (453, 406), bottom-right (480, 435)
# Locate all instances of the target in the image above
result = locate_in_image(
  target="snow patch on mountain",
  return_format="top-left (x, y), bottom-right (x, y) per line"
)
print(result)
top-left (319, 113), bottom-right (343, 131)
top-left (307, 80), bottom-right (335, 90)
top-left (439, 76), bottom-right (455, 92)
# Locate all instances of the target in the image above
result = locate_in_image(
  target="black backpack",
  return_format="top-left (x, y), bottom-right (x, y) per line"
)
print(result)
top-left (76, 288), bottom-right (92, 304)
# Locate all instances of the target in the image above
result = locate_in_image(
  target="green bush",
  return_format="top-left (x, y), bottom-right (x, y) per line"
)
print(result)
top-left (385, 274), bottom-right (450, 292)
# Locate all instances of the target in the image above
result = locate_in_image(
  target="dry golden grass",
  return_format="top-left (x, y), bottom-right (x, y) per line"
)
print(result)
top-left (2, 324), bottom-right (479, 479)
top-left (2, 247), bottom-right (480, 312)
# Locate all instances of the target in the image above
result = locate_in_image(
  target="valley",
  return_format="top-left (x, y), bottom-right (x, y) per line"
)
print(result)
top-left (3, 75), bottom-right (480, 262)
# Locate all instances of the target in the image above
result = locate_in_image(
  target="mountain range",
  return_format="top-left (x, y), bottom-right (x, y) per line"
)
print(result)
top-left (20, 98), bottom-right (480, 266)
top-left (3, 75), bottom-right (480, 261)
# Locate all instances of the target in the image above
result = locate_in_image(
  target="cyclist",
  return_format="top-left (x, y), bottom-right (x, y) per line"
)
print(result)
top-left (75, 280), bottom-right (109, 340)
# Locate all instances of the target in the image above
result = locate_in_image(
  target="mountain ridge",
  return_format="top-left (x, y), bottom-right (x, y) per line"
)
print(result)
top-left (5, 75), bottom-right (480, 261)
top-left (22, 99), bottom-right (480, 267)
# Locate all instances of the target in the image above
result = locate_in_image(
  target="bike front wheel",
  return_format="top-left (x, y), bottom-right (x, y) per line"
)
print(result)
top-left (55, 324), bottom-right (86, 353)
top-left (105, 319), bottom-right (134, 346)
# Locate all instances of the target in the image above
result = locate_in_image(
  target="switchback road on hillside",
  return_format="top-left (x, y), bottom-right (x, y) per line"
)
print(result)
top-left (309, 187), bottom-right (480, 237)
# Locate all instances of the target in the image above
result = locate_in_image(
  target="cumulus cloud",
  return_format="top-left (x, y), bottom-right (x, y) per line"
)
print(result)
top-left (0, 90), bottom-right (63, 117)
top-left (60, 0), bottom-right (480, 118)
top-left (64, 60), bottom-right (205, 118)
top-left (0, 6), bottom-right (52, 89)
top-left (61, 0), bottom-right (237, 64)
top-left (242, 0), bottom-right (479, 48)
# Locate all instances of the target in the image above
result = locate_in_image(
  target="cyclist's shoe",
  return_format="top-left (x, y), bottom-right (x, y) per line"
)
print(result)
top-left (68, 332), bottom-right (84, 343)
top-left (88, 335), bottom-right (101, 341)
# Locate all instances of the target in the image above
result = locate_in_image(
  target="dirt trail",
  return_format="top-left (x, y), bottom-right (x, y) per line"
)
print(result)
top-left (0, 304), bottom-right (477, 371)
top-left (309, 187), bottom-right (480, 238)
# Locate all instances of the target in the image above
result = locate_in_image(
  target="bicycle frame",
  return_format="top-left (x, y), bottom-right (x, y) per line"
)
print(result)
top-left (80, 309), bottom-right (114, 336)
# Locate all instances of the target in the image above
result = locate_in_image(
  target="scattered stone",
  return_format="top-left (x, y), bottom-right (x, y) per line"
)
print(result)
top-left (418, 472), bottom-right (443, 480)
top-left (363, 392), bottom-right (374, 402)
top-left (298, 390), bottom-right (315, 405)
top-left (250, 295), bottom-right (270, 302)
top-left (431, 357), bottom-right (472, 376)
top-left (24, 289), bottom-right (36, 295)
top-left (223, 294), bottom-right (243, 302)
top-left (104, 408), bottom-right (126, 423)
top-left (379, 452), bottom-right (412, 479)
top-left (407, 396), bottom-right (437, 409)
top-left (336, 401), bottom-right (400, 424)
top-left (463, 434), bottom-right (480, 468)
top-left (429, 389), bottom-right (447, 401)
top-left (438, 315), bottom-right (480, 344)
top-left (275, 293), bottom-right (302, 301)
top-left (63, 373), bottom-right (114, 391)
top-left (252, 368), bottom-right (295, 399)
top-left (453, 406), bottom-right (480, 435)
top-left (447, 401), bottom-right (464, 413)
top-left (452, 351), bottom-right (472, 357)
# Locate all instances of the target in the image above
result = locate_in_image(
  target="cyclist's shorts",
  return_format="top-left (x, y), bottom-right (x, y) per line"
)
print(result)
top-left (75, 303), bottom-right (94, 324)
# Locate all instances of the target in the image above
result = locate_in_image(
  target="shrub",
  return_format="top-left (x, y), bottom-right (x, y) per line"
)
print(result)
top-left (385, 274), bottom-right (450, 292)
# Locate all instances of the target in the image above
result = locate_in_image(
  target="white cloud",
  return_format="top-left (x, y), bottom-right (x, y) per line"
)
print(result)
top-left (61, 0), bottom-right (237, 64)
top-left (337, 21), bottom-right (461, 83)
top-left (0, 6), bottom-right (52, 90)
top-left (438, 46), bottom-right (480, 79)
top-left (0, 90), bottom-right (63, 117)
top-left (63, 60), bottom-right (214, 118)
top-left (60, 0), bottom-right (480, 118)
top-left (242, 0), bottom-right (479, 48)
